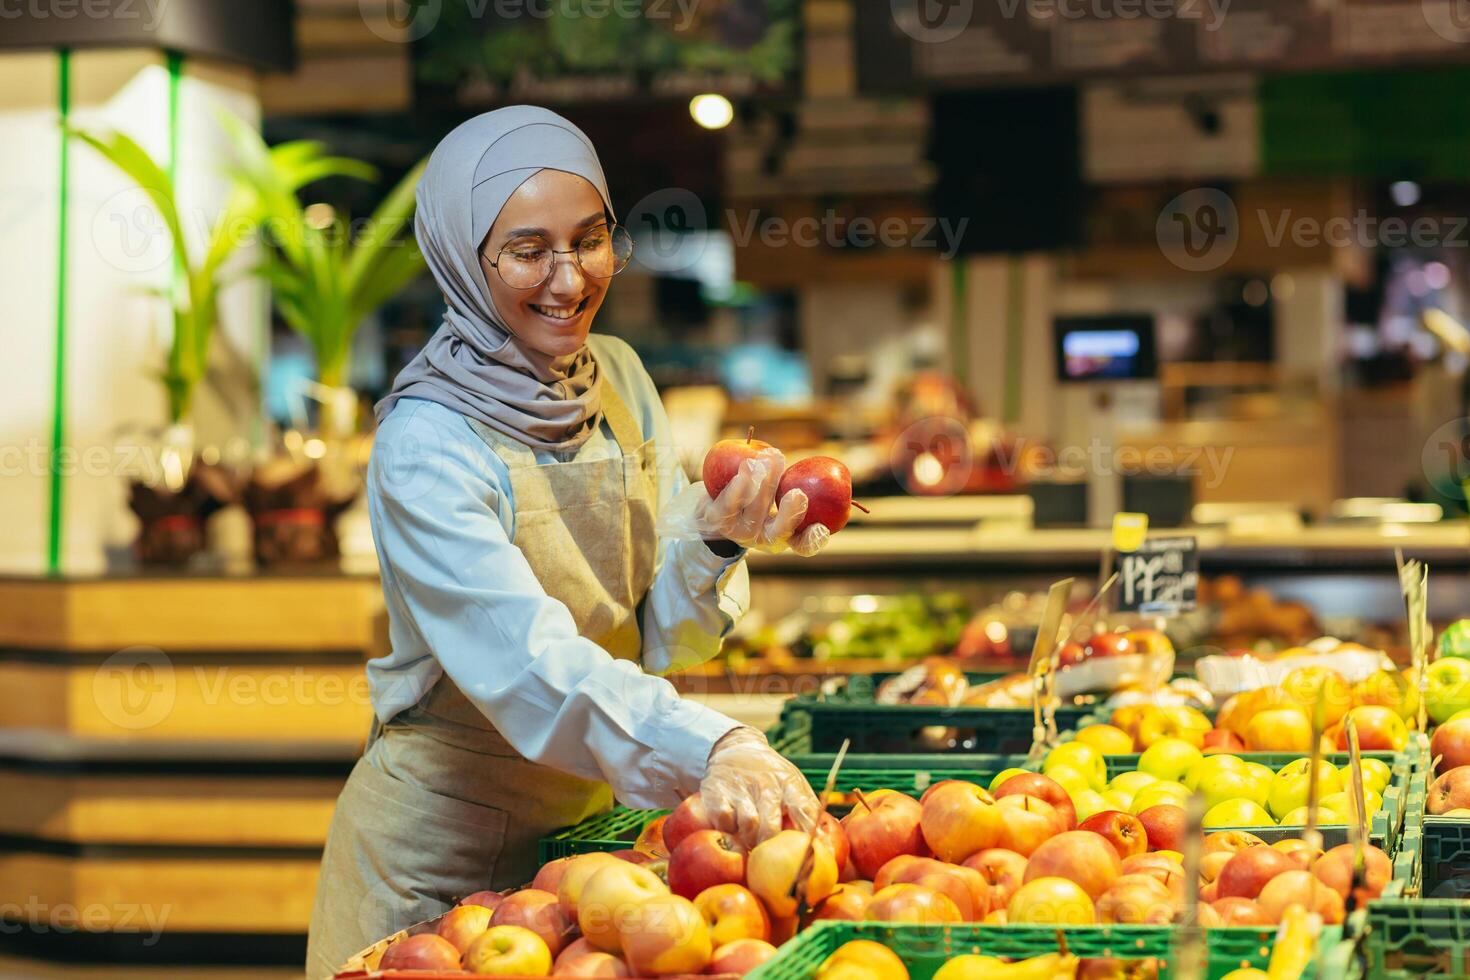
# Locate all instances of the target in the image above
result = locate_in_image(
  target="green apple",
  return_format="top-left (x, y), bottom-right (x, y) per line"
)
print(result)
top-left (1197, 767), bottom-right (1270, 810)
top-left (1320, 789), bottom-right (1383, 817)
top-left (1071, 788), bottom-right (1108, 822)
top-left (989, 767), bottom-right (1032, 793)
top-left (1108, 771), bottom-right (1160, 795)
top-left (1425, 657), bottom-right (1470, 725)
top-left (1182, 754), bottom-right (1247, 791)
top-left (1278, 805), bottom-right (1348, 826)
top-left (1359, 758), bottom-right (1392, 796)
top-left (1044, 765), bottom-right (1093, 798)
top-left (1103, 788), bottom-right (1135, 811)
top-left (1203, 799), bottom-right (1276, 828)
top-left (1267, 760), bottom-right (1341, 820)
top-left (1244, 762), bottom-right (1276, 787)
top-left (1138, 738), bottom-right (1204, 782)
top-left (1044, 743), bottom-right (1107, 790)
top-left (1129, 781), bottom-right (1191, 815)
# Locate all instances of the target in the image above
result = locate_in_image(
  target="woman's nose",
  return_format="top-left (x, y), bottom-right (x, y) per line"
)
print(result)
top-left (546, 251), bottom-right (586, 296)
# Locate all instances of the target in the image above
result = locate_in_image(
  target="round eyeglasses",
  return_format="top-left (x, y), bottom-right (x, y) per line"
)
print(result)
top-left (484, 223), bottom-right (634, 290)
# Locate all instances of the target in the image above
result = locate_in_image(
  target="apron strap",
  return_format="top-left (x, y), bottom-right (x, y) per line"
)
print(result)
top-left (599, 380), bottom-right (646, 454)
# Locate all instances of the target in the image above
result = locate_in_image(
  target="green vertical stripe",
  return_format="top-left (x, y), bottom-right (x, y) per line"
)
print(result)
top-left (949, 259), bottom-right (968, 390)
top-left (1002, 256), bottom-right (1024, 425)
top-left (166, 50), bottom-right (185, 383)
top-left (47, 49), bottom-right (72, 576)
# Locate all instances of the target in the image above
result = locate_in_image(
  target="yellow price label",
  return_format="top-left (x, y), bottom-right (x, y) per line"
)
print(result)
top-left (1112, 512), bottom-right (1149, 553)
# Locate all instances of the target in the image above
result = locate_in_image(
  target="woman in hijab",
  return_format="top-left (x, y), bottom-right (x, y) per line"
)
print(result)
top-left (306, 107), bottom-right (827, 975)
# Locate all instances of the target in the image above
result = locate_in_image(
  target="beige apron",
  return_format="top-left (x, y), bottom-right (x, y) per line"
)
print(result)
top-left (306, 384), bottom-right (659, 979)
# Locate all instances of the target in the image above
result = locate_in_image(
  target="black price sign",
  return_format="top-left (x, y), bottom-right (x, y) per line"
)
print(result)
top-left (1116, 537), bottom-right (1198, 615)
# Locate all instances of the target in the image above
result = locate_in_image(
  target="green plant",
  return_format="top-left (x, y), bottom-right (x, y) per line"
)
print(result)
top-left (70, 127), bottom-right (241, 424)
top-left (223, 116), bottom-right (427, 429)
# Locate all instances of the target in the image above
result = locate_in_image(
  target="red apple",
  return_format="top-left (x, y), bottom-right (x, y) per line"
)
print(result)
top-left (1096, 875), bottom-right (1173, 925)
top-left (555, 939), bottom-right (632, 978)
top-left (805, 882), bottom-right (871, 923)
top-left (1337, 706), bottom-right (1408, 752)
top-left (493, 888), bottom-right (573, 957)
top-left (618, 894), bottom-right (712, 976)
top-left (995, 795), bottom-right (1063, 857)
top-left (1203, 831), bottom-right (1267, 854)
top-left (1311, 843), bottom-right (1392, 905)
top-left (1202, 729), bottom-right (1247, 753)
top-left (436, 902), bottom-right (495, 955)
top-left (992, 773), bottom-right (1078, 830)
top-left (873, 854), bottom-right (925, 892)
top-left (693, 884), bottom-right (771, 946)
top-left (747, 830), bottom-right (837, 919)
top-left (1211, 896), bottom-right (1271, 925)
top-left (611, 849), bottom-right (652, 865)
top-left (1076, 958), bottom-right (1161, 979)
top-left (777, 456), bottom-right (857, 533)
top-left (920, 781), bottom-right (1003, 863)
top-left (634, 815), bottom-right (669, 858)
top-left (1022, 831), bottom-right (1122, 901)
top-left (1078, 810), bottom-right (1148, 860)
top-left (709, 939), bottom-right (778, 976)
top-left (1085, 632), bottom-right (1133, 658)
top-left (460, 890), bottom-right (505, 911)
top-left (962, 849), bottom-right (1028, 908)
top-left (1433, 720), bottom-right (1470, 775)
top-left (380, 933), bottom-right (462, 971)
top-left (864, 883), bottom-right (963, 925)
top-left (1057, 641), bottom-right (1086, 667)
top-left (1136, 805), bottom-right (1186, 853)
top-left (1428, 767), bottom-right (1470, 814)
top-left (887, 857), bottom-right (990, 917)
top-left (784, 810), bottom-right (851, 874)
top-left (1216, 847), bottom-right (1298, 901)
top-left (842, 790), bottom-right (928, 879)
top-left (1270, 838), bottom-right (1323, 870)
top-left (704, 435), bottom-right (782, 499)
top-left (663, 795), bottom-right (716, 854)
top-left (668, 829), bottom-right (746, 900)
top-left (1257, 870), bottom-right (1345, 924)
top-left (533, 857), bottom-right (574, 896)
top-left (1118, 855), bottom-right (1185, 901)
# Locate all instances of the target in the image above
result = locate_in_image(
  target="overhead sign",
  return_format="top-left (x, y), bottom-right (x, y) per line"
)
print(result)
top-left (858, 0), bottom-right (1470, 94)
top-left (1116, 536), bottom-right (1198, 615)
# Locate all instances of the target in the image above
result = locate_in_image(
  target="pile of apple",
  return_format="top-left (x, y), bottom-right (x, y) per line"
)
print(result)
top-left (1043, 735), bottom-right (1394, 830)
top-left (1425, 716), bottom-right (1470, 816)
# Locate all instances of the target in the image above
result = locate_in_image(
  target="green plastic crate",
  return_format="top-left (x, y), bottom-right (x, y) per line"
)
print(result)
top-left (744, 920), bottom-right (1345, 980)
top-left (1363, 899), bottom-right (1470, 979)
top-left (780, 672), bottom-right (1093, 756)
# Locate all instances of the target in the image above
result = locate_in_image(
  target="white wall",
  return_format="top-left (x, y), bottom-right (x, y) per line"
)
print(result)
top-left (0, 50), bottom-right (266, 574)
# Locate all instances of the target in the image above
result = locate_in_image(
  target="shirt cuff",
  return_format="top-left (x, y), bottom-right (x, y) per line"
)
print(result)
top-left (672, 536), bottom-right (745, 595)
top-left (642, 696), bottom-right (742, 806)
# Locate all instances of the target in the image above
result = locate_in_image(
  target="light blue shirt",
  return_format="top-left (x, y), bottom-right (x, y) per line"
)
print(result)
top-left (365, 335), bottom-right (746, 809)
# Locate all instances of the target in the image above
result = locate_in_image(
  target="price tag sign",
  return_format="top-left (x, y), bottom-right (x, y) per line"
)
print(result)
top-left (1116, 536), bottom-right (1199, 615)
top-left (1112, 512), bottom-right (1149, 553)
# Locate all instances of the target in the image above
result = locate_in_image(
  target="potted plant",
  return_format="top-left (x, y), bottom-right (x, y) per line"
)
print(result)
top-left (223, 117), bottom-right (428, 567)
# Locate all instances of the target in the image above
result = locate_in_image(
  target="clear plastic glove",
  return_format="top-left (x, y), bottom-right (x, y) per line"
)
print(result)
top-left (700, 726), bottom-right (821, 848)
top-left (657, 457), bottom-right (831, 557)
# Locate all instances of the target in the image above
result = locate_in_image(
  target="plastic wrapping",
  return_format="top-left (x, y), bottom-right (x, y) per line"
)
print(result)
top-left (700, 726), bottom-right (819, 847)
top-left (656, 457), bottom-right (830, 556)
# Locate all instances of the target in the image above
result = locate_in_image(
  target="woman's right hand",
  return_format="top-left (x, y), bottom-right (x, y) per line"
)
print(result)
top-left (699, 726), bottom-right (820, 848)
top-left (698, 457), bottom-right (830, 557)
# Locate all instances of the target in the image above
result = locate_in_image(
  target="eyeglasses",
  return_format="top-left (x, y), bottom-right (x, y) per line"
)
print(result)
top-left (483, 223), bottom-right (634, 290)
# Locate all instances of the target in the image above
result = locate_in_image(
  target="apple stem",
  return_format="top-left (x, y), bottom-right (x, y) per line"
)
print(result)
top-left (852, 500), bottom-right (870, 514)
top-left (852, 787), bottom-right (873, 813)
top-left (746, 426), bottom-right (754, 444)
top-left (1055, 929), bottom-right (1069, 957)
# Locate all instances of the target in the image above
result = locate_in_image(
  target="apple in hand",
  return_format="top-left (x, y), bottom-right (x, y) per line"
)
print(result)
top-left (747, 830), bottom-right (837, 918)
top-left (1428, 767), bottom-right (1470, 814)
top-left (962, 849), bottom-right (1027, 908)
top-left (380, 933), bottom-right (463, 971)
top-left (578, 861), bottom-right (670, 952)
top-left (778, 456), bottom-right (859, 533)
top-left (464, 924), bottom-right (554, 977)
top-left (694, 884), bottom-right (771, 945)
top-left (1023, 831), bottom-right (1122, 900)
top-left (843, 790), bottom-right (928, 879)
top-left (993, 773), bottom-right (1077, 829)
top-left (1078, 810), bottom-right (1148, 860)
top-left (437, 902), bottom-right (496, 955)
top-left (668, 829), bottom-right (746, 900)
top-left (619, 894), bottom-right (712, 977)
top-left (494, 889), bottom-right (573, 957)
top-left (704, 434), bottom-right (782, 499)
top-left (710, 939), bottom-right (779, 976)
top-left (920, 781), bottom-right (1003, 863)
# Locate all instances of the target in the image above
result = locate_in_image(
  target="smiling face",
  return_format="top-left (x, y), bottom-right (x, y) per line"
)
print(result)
top-left (479, 169), bottom-right (611, 359)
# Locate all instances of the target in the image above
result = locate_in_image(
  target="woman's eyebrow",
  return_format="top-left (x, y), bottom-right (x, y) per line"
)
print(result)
top-left (498, 214), bottom-right (605, 242)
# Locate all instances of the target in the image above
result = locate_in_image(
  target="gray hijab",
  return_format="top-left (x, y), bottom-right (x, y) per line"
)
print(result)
top-left (375, 106), bottom-right (612, 452)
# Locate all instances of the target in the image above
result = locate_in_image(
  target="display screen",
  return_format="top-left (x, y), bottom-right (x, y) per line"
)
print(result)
top-left (1054, 316), bottom-right (1158, 382)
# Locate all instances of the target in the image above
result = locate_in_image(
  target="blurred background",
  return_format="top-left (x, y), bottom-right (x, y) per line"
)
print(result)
top-left (5, 0), bottom-right (1470, 975)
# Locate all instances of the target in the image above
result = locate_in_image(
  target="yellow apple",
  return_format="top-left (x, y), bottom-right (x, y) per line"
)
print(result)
top-left (618, 895), bottom-right (712, 977)
top-left (1203, 800), bottom-right (1276, 829)
top-left (747, 830), bottom-right (837, 918)
top-left (577, 861), bottom-right (670, 952)
top-left (464, 925), bottom-right (553, 977)
top-left (1075, 724), bottom-right (1135, 755)
top-left (1245, 708), bottom-right (1313, 753)
top-left (1044, 743), bottom-right (1107, 790)
top-left (1108, 771), bottom-right (1160, 796)
top-left (988, 767), bottom-right (1030, 794)
top-left (1138, 739), bottom-right (1203, 782)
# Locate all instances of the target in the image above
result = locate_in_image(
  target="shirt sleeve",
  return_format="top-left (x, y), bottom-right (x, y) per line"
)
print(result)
top-left (368, 402), bottom-right (740, 809)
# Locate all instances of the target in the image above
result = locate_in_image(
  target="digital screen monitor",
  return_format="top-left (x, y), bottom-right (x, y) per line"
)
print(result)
top-left (1054, 315), bottom-right (1158, 383)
